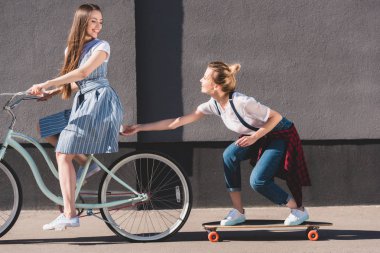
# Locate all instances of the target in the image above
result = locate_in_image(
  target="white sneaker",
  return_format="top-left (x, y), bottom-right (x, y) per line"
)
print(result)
top-left (220, 209), bottom-right (246, 226)
top-left (284, 208), bottom-right (309, 226)
top-left (42, 214), bottom-right (80, 231)
top-left (77, 162), bottom-right (101, 181)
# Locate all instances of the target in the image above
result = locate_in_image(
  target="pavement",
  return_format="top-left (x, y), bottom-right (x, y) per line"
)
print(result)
top-left (0, 206), bottom-right (379, 253)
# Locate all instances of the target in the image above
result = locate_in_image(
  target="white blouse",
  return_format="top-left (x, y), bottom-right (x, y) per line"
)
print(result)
top-left (197, 92), bottom-right (270, 135)
top-left (64, 40), bottom-right (111, 62)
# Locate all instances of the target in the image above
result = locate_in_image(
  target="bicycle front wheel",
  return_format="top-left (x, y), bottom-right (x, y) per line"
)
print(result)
top-left (0, 161), bottom-right (22, 238)
top-left (99, 152), bottom-right (192, 242)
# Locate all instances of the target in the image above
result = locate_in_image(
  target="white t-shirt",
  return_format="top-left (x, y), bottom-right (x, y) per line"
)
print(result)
top-left (91, 40), bottom-right (110, 62)
top-left (64, 40), bottom-right (111, 62)
top-left (197, 92), bottom-right (270, 135)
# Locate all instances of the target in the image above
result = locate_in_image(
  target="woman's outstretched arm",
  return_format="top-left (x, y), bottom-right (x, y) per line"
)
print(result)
top-left (121, 110), bottom-right (205, 136)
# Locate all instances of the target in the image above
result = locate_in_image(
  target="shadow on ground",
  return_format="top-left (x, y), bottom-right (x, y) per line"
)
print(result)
top-left (0, 229), bottom-right (380, 245)
top-left (172, 229), bottom-right (380, 242)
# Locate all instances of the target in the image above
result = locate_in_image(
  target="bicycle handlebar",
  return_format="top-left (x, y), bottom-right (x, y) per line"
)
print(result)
top-left (1, 91), bottom-right (40, 108)
top-left (0, 91), bottom-right (41, 129)
top-left (0, 91), bottom-right (29, 96)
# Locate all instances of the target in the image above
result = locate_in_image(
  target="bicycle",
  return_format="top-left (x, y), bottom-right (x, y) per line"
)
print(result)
top-left (0, 91), bottom-right (192, 242)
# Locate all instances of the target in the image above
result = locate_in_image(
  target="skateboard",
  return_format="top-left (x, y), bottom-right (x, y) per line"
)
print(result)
top-left (202, 219), bottom-right (333, 242)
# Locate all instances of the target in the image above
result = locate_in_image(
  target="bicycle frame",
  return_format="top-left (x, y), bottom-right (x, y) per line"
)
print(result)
top-left (0, 129), bottom-right (148, 209)
top-left (0, 92), bottom-right (192, 241)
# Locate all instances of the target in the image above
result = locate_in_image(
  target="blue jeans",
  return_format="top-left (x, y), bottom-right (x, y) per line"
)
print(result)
top-left (222, 117), bottom-right (293, 205)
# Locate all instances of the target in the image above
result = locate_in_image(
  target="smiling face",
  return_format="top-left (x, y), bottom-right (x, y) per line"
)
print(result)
top-left (85, 10), bottom-right (103, 40)
top-left (200, 67), bottom-right (216, 94)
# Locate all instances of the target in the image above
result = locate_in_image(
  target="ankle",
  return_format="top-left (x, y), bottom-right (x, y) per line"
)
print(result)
top-left (232, 207), bottom-right (244, 214)
top-left (64, 212), bottom-right (77, 219)
top-left (286, 198), bottom-right (298, 209)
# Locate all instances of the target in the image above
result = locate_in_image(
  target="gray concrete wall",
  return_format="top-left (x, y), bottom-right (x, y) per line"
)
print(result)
top-left (2, 1), bottom-right (378, 141)
top-left (0, 0), bottom-right (379, 208)
top-left (135, 0), bottom-right (380, 142)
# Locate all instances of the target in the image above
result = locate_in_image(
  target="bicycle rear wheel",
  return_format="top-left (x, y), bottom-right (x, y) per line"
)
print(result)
top-left (0, 161), bottom-right (22, 238)
top-left (99, 152), bottom-right (192, 242)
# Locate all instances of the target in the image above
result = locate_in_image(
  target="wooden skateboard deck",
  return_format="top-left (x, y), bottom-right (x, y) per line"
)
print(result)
top-left (202, 219), bottom-right (333, 242)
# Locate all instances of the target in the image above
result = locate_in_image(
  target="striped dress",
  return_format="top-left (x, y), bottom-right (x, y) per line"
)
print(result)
top-left (39, 109), bottom-right (72, 138)
top-left (55, 40), bottom-right (123, 154)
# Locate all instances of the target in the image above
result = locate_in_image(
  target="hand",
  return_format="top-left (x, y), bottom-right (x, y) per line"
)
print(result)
top-left (28, 83), bottom-right (46, 96)
top-left (37, 89), bottom-right (56, 101)
top-left (120, 124), bottom-right (140, 136)
top-left (235, 135), bottom-right (258, 147)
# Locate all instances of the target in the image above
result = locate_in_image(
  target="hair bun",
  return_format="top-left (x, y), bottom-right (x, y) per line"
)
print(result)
top-left (229, 64), bottom-right (241, 74)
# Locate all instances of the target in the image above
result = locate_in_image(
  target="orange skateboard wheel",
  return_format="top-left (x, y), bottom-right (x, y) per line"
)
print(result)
top-left (307, 230), bottom-right (319, 241)
top-left (208, 231), bottom-right (220, 242)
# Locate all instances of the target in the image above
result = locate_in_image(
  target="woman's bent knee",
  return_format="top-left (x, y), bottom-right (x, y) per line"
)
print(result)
top-left (223, 149), bottom-right (234, 163)
top-left (250, 180), bottom-right (266, 193)
top-left (223, 144), bottom-right (244, 163)
top-left (56, 152), bottom-right (75, 162)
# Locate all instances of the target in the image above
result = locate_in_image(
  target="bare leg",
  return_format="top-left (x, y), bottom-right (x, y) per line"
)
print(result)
top-left (56, 152), bottom-right (77, 218)
top-left (286, 198), bottom-right (304, 211)
top-left (231, 192), bottom-right (304, 213)
top-left (46, 134), bottom-right (87, 166)
top-left (229, 191), bottom-right (244, 214)
top-left (73, 154), bottom-right (88, 167)
top-left (45, 135), bottom-right (58, 146)
top-left (37, 122), bottom-right (59, 147)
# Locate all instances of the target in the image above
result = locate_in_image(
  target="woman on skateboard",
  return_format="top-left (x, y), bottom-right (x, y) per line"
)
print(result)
top-left (121, 61), bottom-right (311, 226)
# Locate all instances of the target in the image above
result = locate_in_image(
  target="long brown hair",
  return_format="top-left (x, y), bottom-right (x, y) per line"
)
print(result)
top-left (208, 61), bottom-right (241, 93)
top-left (60, 4), bottom-right (101, 99)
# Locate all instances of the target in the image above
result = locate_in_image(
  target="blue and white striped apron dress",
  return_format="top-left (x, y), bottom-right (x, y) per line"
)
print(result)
top-left (39, 109), bottom-right (72, 138)
top-left (38, 39), bottom-right (102, 139)
top-left (55, 41), bottom-right (123, 154)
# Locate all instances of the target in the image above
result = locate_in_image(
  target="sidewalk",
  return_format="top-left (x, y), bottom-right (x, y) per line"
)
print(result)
top-left (0, 206), bottom-right (379, 253)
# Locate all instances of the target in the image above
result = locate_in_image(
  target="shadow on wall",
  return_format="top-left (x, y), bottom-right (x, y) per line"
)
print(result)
top-left (135, 1), bottom-right (195, 176)
top-left (135, 0), bottom-right (184, 142)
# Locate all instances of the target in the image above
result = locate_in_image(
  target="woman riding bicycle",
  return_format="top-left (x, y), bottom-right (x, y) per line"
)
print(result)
top-left (29, 3), bottom-right (123, 230)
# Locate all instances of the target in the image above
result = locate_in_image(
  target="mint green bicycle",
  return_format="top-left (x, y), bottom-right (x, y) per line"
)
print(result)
top-left (0, 92), bottom-right (192, 242)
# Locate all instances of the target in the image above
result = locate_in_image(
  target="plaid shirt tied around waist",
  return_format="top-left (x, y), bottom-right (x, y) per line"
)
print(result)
top-left (251, 124), bottom-right (311, 207)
